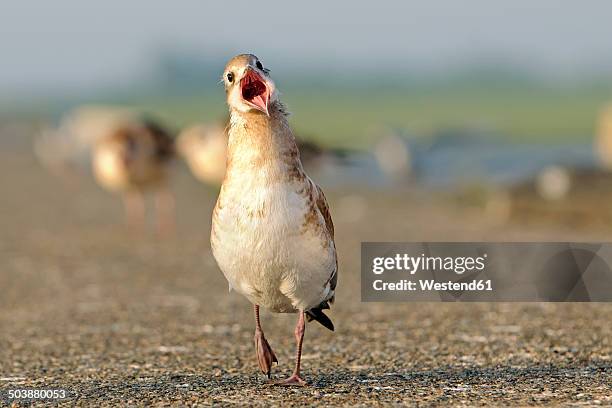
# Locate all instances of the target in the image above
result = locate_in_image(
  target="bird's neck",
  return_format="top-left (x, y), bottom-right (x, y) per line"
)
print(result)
top-left (225, 101), bottom-right (304, 183)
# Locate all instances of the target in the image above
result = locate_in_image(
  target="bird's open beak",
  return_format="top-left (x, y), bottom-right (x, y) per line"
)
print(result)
top-left (241, 67), bottom-right (270, 116)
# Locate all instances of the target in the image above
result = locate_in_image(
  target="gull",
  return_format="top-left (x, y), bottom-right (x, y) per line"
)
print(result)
top-left (92, 115), bottom-right (175, 234)
top-left (177, 122), bottom-right (228, 186)
top-left (211, 54), bottom-right (337, 386)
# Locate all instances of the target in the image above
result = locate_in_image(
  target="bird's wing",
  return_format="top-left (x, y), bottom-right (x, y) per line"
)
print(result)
top-left (303, 178), bottom-right (338, 330)
top-left (141, 117), bottom-right (175, 162)
top-left (313, 181), bottom-right (337, 301)
top-left (314, 183), bottom-right (335, 239)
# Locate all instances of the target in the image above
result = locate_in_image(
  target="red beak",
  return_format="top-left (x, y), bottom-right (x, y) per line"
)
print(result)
top-left (241, 68), bottom-right (270, 115)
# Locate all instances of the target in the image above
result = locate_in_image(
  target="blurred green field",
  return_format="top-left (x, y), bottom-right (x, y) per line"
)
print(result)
top-left (129, 80), bottom-right (612, 148)
top-left (5, 77), bottom-right (612, 149)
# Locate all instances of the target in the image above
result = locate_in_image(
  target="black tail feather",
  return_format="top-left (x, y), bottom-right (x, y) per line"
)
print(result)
top-left (306, 307), bottom-right (334, 331)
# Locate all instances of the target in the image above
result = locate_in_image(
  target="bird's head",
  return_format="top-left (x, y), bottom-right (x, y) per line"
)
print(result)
top-left (223, 54), bottom-right (277, 116)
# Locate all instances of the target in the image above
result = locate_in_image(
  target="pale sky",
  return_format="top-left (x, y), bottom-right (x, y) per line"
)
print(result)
top-left (2, 0), bottom-right (612, 93)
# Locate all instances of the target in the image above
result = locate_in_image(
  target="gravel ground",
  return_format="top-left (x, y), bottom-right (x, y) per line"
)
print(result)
top-left (0, 137), bottom-right (611, 406)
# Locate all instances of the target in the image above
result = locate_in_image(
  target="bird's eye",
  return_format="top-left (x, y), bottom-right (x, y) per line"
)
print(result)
top-left (227, 72), bottom-right (234, 83)
top-left (256, 61), bottom-right (263, 70)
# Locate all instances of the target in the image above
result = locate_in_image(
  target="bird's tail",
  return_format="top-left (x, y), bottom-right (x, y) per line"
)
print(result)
top-left (306, 301), bottom-right (334, 331)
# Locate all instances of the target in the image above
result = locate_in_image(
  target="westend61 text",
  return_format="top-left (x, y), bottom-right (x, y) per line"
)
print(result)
top-left (373, 279), bottom-right (493, 291)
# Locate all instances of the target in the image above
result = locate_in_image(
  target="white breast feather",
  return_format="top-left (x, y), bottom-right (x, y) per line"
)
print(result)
top-left (212, 180), bottom-right (335, 313)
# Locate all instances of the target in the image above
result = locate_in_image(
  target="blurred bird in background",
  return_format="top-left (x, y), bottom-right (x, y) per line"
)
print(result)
top-left (93, 117), bottom-right (175, 234)
top-left (177, 122), bottom-right (228, 186)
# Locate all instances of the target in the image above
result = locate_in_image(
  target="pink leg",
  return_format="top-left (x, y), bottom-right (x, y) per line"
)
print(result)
top-left (155, 187), bottom-right (175, 236)
top-left (123, 190), bottom-right (145, 232)
top-left (275, 310), bottom-right (307, 386)
top-left (254, 305), bottom-right (278, 378)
